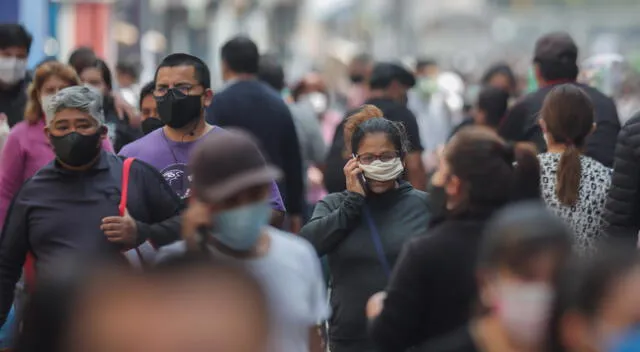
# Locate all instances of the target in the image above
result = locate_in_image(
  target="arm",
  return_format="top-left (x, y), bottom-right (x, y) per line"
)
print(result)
top-left (268, 181), bottom-right (285, 229)
top-left (603, 127), bottom-right (640, 245)
top-left (299, 192), bottom-right (364, 255)
top-left (137, 162), bottom-right (185, 247)
top-left (0, 130), bottom-right (26, 230)
top-left (0, 190), bottom-right (29, 326)
top-left (369, 241), bottom-right (432, 352)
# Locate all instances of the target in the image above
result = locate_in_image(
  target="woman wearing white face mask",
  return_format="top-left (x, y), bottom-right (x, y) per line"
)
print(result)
top-left (421, 202), bottom-right (572, 352)
top-left (300, 105), bottom-right (431, 352)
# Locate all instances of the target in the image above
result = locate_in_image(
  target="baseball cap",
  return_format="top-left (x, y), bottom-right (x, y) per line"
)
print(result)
top-left (369, 62), bottom-right (416, 89)
top-left (189, 129), bottom-right (282, 203)
top-left (534, 32), bottom-right (578, 63)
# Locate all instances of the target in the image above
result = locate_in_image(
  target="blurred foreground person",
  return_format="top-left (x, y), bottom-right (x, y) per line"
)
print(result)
top-left (539, 84), bottom-right (610, 253)
top-left (0, 86), bottom-right (182, 326)
top-left (138, 81), bottom-right (163, 135)
top-left (549, 247), bottom-right (640, 352)
top-left (76, 58), bottom-right (142, 152)
top-left (17, 255), bottom-right (269, 352)
top-left (481, 63), bottom-right (519, 98)
top-left (423, 202), bottom-right (572, 352)
top-left (0, 61), bottom-right (113, 229)
top-left (119, 53), bottom-right (284, 227)
top-left (301, 106), bottom-right (430, 352)
top-left (208, 36), bottom-right (304, 232)
top-left (0, 24), bottom-right (32, 128)
top-left (603, 110), bottom-right (640, 246)
top-left (346, 53), bottom-right (373, 110)
top-left (499, 32), bottom-right (620, 167)
top-left (368, 126), bottom-right (541, 351)
top-left (157, 129), bottom-right (329, 352)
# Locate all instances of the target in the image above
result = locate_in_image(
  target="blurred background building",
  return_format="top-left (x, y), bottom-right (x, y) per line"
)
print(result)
top-left (4, 0), bottom-right (640, 89)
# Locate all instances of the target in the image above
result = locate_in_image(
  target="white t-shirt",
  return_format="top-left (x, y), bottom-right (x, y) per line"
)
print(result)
top-left (157, 227), bottom-right (330, 352)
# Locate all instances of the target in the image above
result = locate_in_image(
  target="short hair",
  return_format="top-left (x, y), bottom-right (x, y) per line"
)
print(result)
top-left (25, 61), bottom-right (80, 124)
top-left (481, 63), bottom-right (517, 92)
top-left (535, 59), bottom-right (579, 82)
top-left (46, 85), bottom-right (105, 126)
top-left (116, 61), bottom-right (139, 80)
top-left (0, 24), bottom-right (32, 52)
top-left (76, 58), bottom-right (113, 92)
top-left (477, 86), bottom-right (510, 128)
top-left (257, 54), bottom-right (285, 91)
top-left (221, 36), bottom-right (259, 75)
top-left (155, 53), bottom-right (211, 89)
top-left (139, 81), bottom-right (155, 107)
top-left (68, 47), bottom-right (96, 74)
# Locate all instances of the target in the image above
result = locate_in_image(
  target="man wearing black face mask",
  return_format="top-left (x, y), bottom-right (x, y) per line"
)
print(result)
top-left (119, 53), bottom-right (286, 226)
top-left (139, 80), bottom-right (164, 135)
top-left (0, 86), bottom-right (183, 326)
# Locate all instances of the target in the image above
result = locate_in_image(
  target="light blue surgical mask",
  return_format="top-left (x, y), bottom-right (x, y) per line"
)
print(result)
top-left (212, 201), bottom-right (271, 251)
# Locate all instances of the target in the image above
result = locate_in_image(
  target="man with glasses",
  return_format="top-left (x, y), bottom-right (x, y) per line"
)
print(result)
top-left (119, 53), bottom-right (286, 227)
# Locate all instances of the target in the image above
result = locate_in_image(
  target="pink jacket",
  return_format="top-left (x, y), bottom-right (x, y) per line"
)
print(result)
top-left (0, 119), bottom-right (113, 229)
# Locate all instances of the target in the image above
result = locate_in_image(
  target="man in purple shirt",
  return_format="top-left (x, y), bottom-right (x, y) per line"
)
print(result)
top-left (120, 53), bottom-right (286, 227)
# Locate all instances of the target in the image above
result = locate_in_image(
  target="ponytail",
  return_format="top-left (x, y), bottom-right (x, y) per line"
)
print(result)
top-left (511, 142), bottom-right (541, 202)
top-left (556, 145), bottom-right (581, 206)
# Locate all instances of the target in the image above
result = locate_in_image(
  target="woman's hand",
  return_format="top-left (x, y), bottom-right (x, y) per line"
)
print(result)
top-left (344, 157), bottom-right (365, 196)
top-left (366, 291), bottom-right (387, 319)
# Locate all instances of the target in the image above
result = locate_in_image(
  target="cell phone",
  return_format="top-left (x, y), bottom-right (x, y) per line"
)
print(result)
top-left (352, 153), bottom-right (368, 193)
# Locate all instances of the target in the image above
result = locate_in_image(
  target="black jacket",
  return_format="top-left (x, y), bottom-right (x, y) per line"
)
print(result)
top-left (499, 82), bottom-right (620, 167)
top-left (103, 95), bottom-right (142, 153)
top-left (300, 182), bottom-right (430, 346)
top-left (603, 114), bottom-right (640, 245)
top-left (369, 211), bottom-right (496, 351)
top-left (0, 151), bottom-right (183, 325)
top-left (0, 74), bottom-right (31, 128)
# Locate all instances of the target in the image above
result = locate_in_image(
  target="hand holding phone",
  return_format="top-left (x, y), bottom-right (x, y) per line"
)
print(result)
top-left (344, 156), bottom-right (366, 196)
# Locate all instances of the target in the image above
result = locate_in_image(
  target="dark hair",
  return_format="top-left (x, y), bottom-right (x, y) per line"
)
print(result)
top-left (416, 58), bottom-right (437, 72)
top-left (343, 104), bottom-right (408, 158)
top-left (257, 54), bottom-right (284, 91)
top-left (0, 24), bottom-right (32, 51)
top-left (155, 53), bottom-right (211, 89)
top-left (477, 86), bottom-right (510, 128)
top-left (221, 36), bottom-right (259, 75)
top-left (535, 59), bottom-right (579, 82)
top-left (68, 47), bottom-right (96, 74)
top-left (139, 81), bottom-right (155, 107)
top-left (446, 127), bottom-right (541, 214)
top-left (116, 60), bottom-right (139, 80)
top-left (541, 84), bottom-right (594, 206)
top-left (479, 201), bottom-right (572, 277)
top-left (481, 63), bottom-right (517, 92)
top-left (77, 58), bottom-right (113, 92)
top-left (548, 247), bottom-right (640, 352)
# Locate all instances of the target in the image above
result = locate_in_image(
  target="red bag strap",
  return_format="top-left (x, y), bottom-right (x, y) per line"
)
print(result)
top-left (119, 157), bottom-right (135, 217)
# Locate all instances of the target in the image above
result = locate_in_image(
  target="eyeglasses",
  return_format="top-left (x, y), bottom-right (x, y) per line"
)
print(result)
top-left (154, 84), bottom-right (201, 97)
top-left (356, 151), bottom-right (400, 165)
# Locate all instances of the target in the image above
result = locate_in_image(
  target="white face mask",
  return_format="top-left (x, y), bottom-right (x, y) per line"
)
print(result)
top-left (302, 92), bottom-right (328, 115)
top-left (0, 57), bottom-right (27, 85)
top-left (359, 157), bottom-right (404, 182)
top-left (496, 282), bottom-right (554, 345)
top-left (40, 94), bottom-right (55, 124)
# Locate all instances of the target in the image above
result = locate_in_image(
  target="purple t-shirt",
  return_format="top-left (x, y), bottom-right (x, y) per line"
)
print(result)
top-left (119, 127), bottom-right (285, 211)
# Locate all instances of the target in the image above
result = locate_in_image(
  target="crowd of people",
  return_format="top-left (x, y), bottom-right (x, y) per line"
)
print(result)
top-left (0, 21), bottom-right (639, 352)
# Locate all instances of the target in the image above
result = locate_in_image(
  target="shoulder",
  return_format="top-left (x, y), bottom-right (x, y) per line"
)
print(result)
top-left (119, 129), bottom-right (163, 157)
top-left (8, 121), bottom-right (31, 134)
top-left (266, 227), bottom-right (319, 267)
top-left (319, 191), bottom-right (349, 207)
top-left (582, 155), bottom-right (613, 177)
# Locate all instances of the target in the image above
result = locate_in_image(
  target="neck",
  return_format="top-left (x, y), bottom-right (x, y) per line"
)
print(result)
top-left (163, 118), bottom-right (211, 142)
top-left (547, 143), bottom-right (568, 153)
top-left (209, 230), bottom-right (270, 259)
top-left (225, 72), bottom-right (256, 82)
top-left (58, 152), bottom-right (101, 172)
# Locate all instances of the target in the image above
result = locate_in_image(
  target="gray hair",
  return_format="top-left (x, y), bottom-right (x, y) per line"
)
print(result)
top-left (45, 85), bottom-right (105, 126)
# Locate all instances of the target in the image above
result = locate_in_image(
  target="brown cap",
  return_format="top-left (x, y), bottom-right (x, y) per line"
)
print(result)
top-left (534, 32), bottom-right (578, 63)
top-left (189, 128), bottom-right (282, 203)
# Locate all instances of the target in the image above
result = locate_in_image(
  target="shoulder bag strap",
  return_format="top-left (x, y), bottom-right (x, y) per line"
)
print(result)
top-left (362, 205), bottom-right (392, 278)
top-left (119, 158), bottom-right (146, 269)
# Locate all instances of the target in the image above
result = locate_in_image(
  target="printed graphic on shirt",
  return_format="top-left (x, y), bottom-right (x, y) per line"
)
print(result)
top-left (160, 163), bottom-right (191, 199)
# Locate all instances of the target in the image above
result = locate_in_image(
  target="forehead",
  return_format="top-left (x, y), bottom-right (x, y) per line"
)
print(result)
top-left (0, 46), bottom-right (27, 57)
top-left (357, 132), bottom-right (395, 153)
top-left (156, 65), bottom-right (197, 84)
top-left (52, 108), bottom-right (93, 124)
top-left (141, 94), bottom-right (156, 107)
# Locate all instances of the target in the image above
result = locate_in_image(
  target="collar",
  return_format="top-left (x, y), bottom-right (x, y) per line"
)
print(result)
top-left (52, 150), bottom-right (111, 174)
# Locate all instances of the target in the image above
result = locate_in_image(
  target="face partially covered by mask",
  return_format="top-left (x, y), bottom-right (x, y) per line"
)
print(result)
top-left (211, 201), bottom-right (271, 251)
top-left (0, 56), bottom-right (27, 86)
top-left (358, 158), bottom-right (404, 182)
top-left (155, 88), bottom-right (203, 129)
top-left (141, 117), bottom-right (164, 135)
top-left (50, 129), bottom-right (104, 167)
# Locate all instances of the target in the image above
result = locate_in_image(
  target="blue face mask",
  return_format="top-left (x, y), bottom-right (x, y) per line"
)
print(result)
top-left (608, 325), bottom-right (640, 352)
top-left (212, 201), bottom-right (271, 251)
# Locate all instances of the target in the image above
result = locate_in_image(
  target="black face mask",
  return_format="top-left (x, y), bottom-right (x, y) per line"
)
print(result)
top-left (155, 89), bottom-right (203, 129)
top-left (49, 130), bottom-right (102, 167)
top-left (141, 117), bottom-right (164, 135)
top-left (349, 74), bottom-right (365, 84)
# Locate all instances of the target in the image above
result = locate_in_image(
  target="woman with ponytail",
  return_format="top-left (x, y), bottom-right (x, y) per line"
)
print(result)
top-left (538, 84), bottom-right (611, 254)
top-left (300, 104), bottom-right (430, 352)
top-left (368, 126), bottom-right (541, 351)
